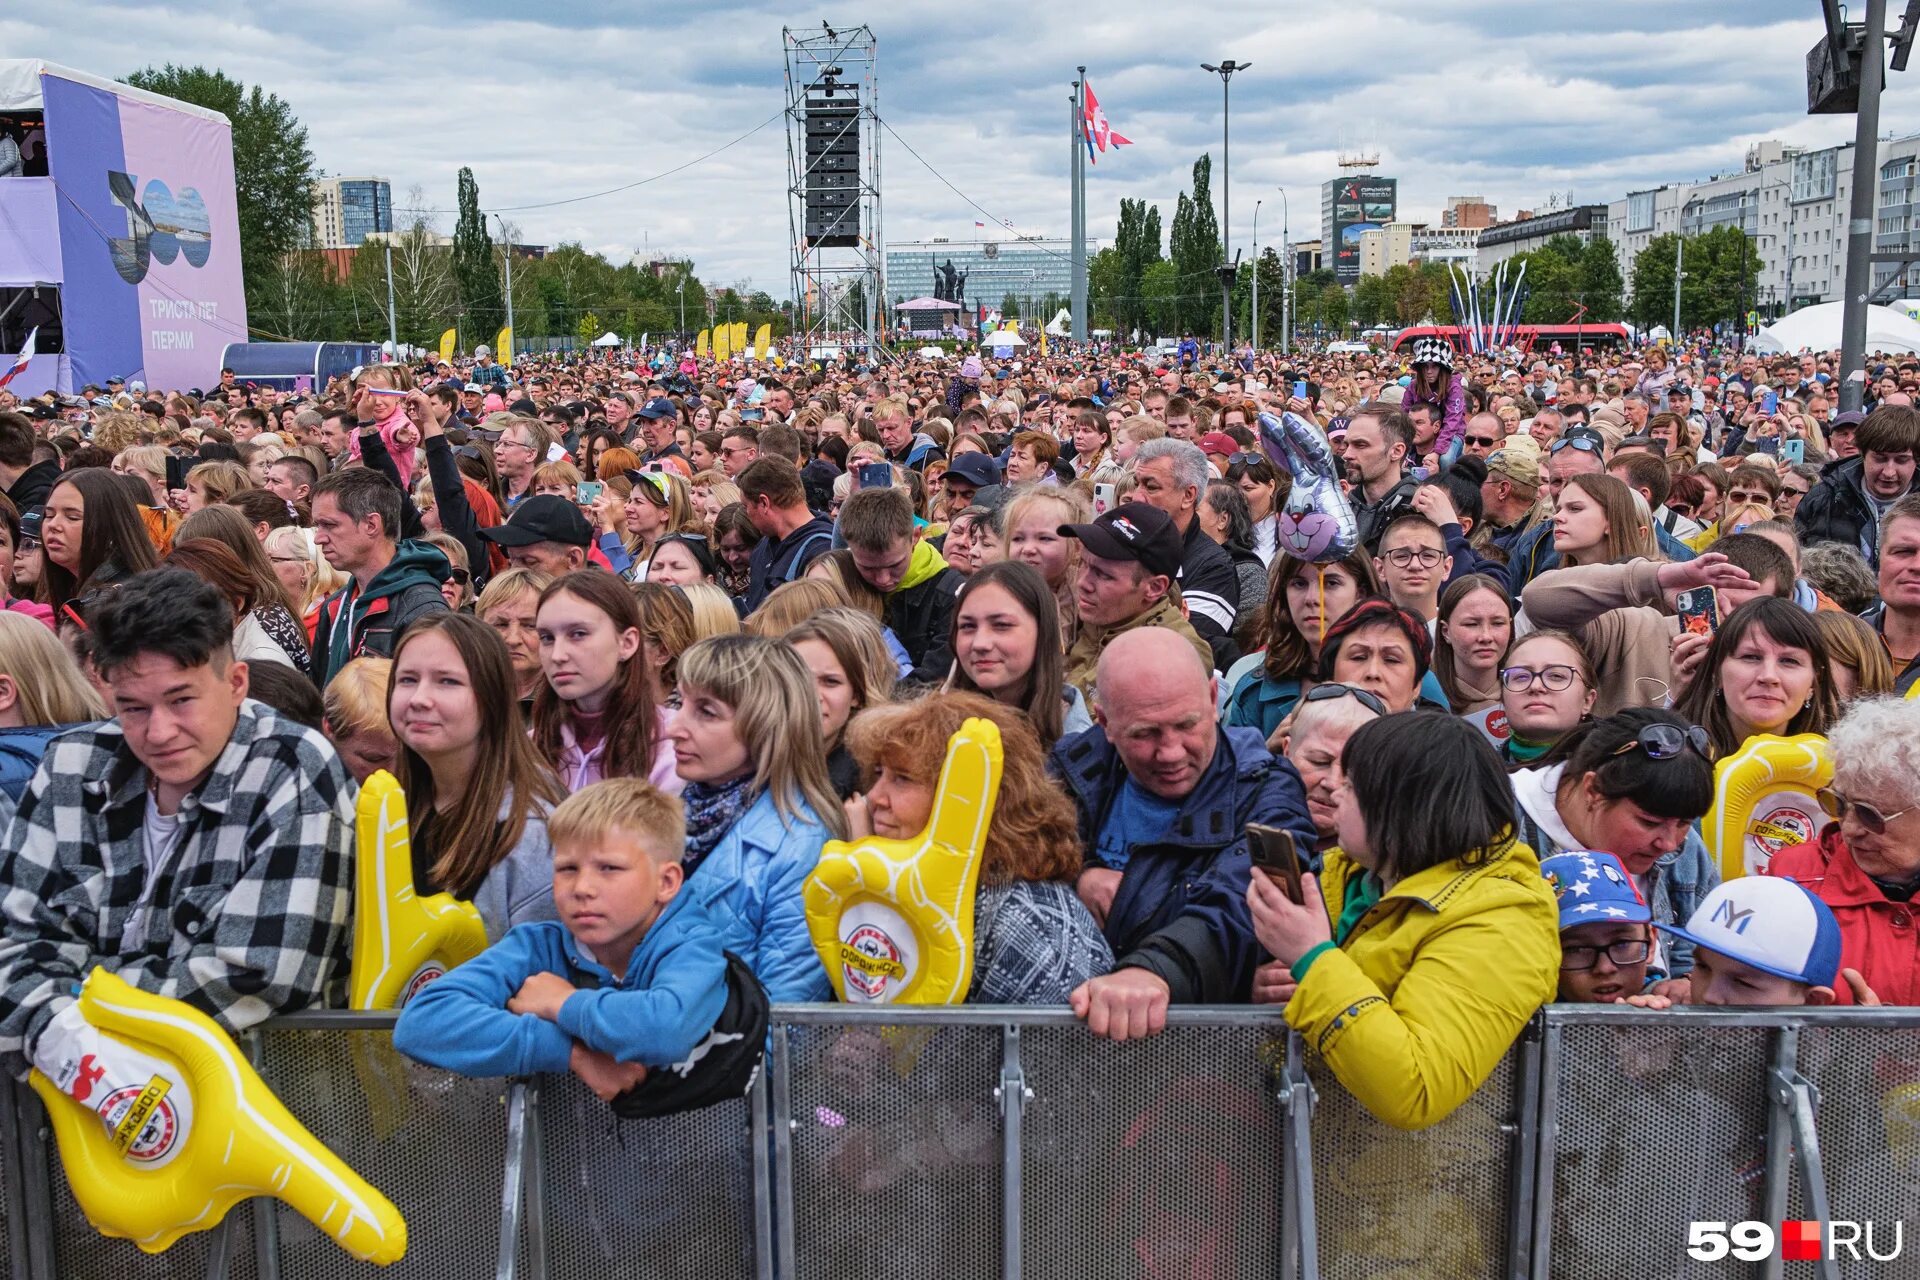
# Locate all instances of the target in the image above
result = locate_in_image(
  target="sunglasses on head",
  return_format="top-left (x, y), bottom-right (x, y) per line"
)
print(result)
top-left (1550, 435), bottom-right (1603, 455)
top-left (1609, 723), bottom-right (1710, 762)
top-left (1227, 451), bottom-right (1268, 468)
top-left (1304, 681), bottom-right (1388, 717)
top-left (1818, 787), bottom-right (1915, 834)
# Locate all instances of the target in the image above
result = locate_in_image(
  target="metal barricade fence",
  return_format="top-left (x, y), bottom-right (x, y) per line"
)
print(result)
top-left (0, 1004), bottom-right (1914, 1280)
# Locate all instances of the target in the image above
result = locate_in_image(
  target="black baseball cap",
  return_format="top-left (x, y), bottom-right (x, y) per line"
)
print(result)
top-left (1059, 502), bottom-right (1182, 580)
top-left (637, 396), bottom-right (677, 420)
top-left (944, 452), bottom-right (1000, 489)
top-left (479, 495), bottom-right (593, 548)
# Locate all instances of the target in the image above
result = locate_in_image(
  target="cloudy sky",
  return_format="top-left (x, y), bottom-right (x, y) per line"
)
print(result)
top-left (13, 1), bottom-right (1920, 292)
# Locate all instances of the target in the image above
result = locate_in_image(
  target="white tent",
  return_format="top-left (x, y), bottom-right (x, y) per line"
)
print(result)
top-left (591, 331), bottom-right (622, 347)
top-left (1751, 301), bottom-right (1920, 356)
top-left (985, 330), bottom-right (1027, 349)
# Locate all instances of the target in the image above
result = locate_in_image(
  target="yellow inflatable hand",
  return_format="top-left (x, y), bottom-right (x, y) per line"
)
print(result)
top-left (29, 968), bottom-right (406, 1262)
top-left (1704, 733), bottom-right (1836, 880)
top-left (349, 771), bottom-right (488, 1010)
top-left (804, 717), bottom-right (1003, 1004)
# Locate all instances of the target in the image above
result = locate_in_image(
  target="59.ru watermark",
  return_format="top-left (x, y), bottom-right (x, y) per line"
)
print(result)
top-left (1688, 1221), bottom-right (1904, 1262)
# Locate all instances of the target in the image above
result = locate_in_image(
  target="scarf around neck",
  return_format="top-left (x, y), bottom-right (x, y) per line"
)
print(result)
top-left (682, 774), bottom-right (758, 875)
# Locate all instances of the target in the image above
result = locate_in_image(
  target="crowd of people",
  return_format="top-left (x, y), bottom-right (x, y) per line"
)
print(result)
top-left (0, 331), bottom-right (1912, 1130)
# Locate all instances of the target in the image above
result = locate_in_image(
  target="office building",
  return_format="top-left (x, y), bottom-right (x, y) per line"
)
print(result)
top-left (1475, 205), bottom-right (1609, 273)
top-left (1320, 175), bottom-right (1398, 283)
top-left (883, 237), bottom-right (1096, 311)
top-left (311, 176), bottom-right (392, 249)
top-left (1442, 197), bottom-right (1497, 229)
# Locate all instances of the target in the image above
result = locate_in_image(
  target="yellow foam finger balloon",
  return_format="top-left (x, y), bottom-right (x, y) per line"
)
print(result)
top-left (350, 771), bottom-right (488, 1010)
top-left (29, 968), bottom-right (407, 1262)
top-left (805, 718), bottom-right (1003, 1004)
top-left (1704, 733), bottom-right (1836, 881)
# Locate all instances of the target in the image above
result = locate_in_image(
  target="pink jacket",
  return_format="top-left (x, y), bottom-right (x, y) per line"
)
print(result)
top-left (551, 706), bottom-right (683, 797)
top-left (347, 404), bottom-right (418, 490)
top-left (3, 596), bottom-right (54, 629)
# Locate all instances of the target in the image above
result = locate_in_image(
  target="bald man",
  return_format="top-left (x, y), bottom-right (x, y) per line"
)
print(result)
top-left (1051, 627), bottom-right (1316, 1040)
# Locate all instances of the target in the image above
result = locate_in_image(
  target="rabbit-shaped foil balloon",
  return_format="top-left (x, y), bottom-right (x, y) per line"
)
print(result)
top-left (1259, 411), bottom-right (1358, 563)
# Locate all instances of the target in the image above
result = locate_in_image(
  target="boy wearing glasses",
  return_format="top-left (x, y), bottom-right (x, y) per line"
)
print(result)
top-left (1542, 851), bottom-right (1656, 1003)
top-left (1373, 514), bottom-right (1452, 624)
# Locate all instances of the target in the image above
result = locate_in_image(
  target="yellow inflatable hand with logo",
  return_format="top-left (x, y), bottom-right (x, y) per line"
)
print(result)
top-left (805, 718), bottom-right (1003, 1004)
top-left (350, 771), bottom-right (488, 1010)
top-left (29, 968), bottom-right (406, 1262)
top-left (1704, 733), bottom-right (1836, 881)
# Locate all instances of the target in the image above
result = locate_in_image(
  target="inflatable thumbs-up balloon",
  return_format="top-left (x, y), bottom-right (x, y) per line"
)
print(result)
top-left (29, 968), bottom-right (407, 1262)
top-left (1259, 410), bottom-right (1359, 564)
top-left (804, 718), bottom-right (1003, 1004)
top-left (1704, 733), bottom-right (1835, 880)
top-left (350, 771), bottom-right (488, 1010)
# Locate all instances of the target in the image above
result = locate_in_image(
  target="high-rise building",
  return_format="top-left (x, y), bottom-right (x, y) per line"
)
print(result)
top-left (1442, 196), bottom-right (1497, 229)
top-left (883, 237), bottom-right (1098, 312)
top-left (1320, 176), bottom-right (1398, 284)
top-left (311, 177), bottom-right (393, 249)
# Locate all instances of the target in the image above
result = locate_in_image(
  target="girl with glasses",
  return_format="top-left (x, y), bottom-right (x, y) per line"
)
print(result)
top-left (1492, 631), bottom-right (1597, 764)
top-left (1770, 697), bottom-right (1920, 1004)
top-left (1510, 708), bottom-right (1718, 996)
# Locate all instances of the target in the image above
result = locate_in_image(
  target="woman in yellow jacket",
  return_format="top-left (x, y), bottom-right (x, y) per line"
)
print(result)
top-left (1249, 712), bottom-right (1561, 1132)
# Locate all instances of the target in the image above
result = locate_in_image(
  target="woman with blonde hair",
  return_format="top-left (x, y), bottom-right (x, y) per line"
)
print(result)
top-left (1812, 610), bottom-right (1897, 702)
top-left (184, 459), bottom-right (253, 512)
top-left (998, 486), bottom-right (1088, 644)
top-left (597, 468), bottom-right (692, 581)
top-left (667, 634), bottom-right (848, 1001)
top-left (690, 472), bottom-right (742, 526)
top-left (263, 525), bottom-right (342, 642)
top-left (90, 412), bottom-right (144, 456)
top-left (113, 445), bottom-right (171, 508)
top-left (745, 577), bottom-right (850, 637)
top-left (631, 581), bottom-right (696, 706)
top-left (680, 581), bottom-right (743, 640)
top-left (322, 656), bottom-right (398, 784)
top-left (786, 606), bottom-right (899, 798)
top-left (0, 611), bottom-right (106, 816)
top-left (475, 566), bottom-right (551, 710)
top-left (843, 690), bottom-right (1111, 1003)
top-left (529, 459), bottom-right (583, 501)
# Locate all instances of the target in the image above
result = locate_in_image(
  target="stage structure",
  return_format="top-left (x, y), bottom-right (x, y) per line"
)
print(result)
top-left (784, 24), bottom-right (887, 357)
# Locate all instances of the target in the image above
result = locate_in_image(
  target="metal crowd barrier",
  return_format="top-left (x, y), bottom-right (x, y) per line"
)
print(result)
top-left (1, 1004), bottom-right (1915, 1280)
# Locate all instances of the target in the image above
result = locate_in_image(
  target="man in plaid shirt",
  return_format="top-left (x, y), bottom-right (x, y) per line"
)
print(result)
top-left (0, 568), bottom-right (355, 1084)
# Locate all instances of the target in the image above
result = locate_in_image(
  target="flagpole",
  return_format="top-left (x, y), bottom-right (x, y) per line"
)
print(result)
top-left (1071, 67), bottom-right (1087, 345)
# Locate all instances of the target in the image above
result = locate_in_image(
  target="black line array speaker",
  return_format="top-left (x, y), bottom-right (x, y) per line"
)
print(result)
top-left (803, 91), bottom-right (861, 247)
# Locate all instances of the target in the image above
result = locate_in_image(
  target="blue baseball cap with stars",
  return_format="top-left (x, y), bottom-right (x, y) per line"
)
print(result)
top-left (1541, 851), bottom-right (1652, 931)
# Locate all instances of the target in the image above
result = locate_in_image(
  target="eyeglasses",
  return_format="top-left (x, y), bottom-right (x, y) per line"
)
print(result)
top-left (1304, 682), bottom-right (1388, 716)
top-left (1777, 487), bottom-right (1810, 501)
top-left (1728, 489), bottom-right (1772, 507)
top-left (1550, 435), bottom-right (1604, 455)
top-left (1463, 435), bottom-right (1501, 448)
top-left (1226, 451), bottom-right (1267, 467)
top-left (1499, 664), bottom-right (1580, 692)
top-left (1610, 722), bottom-right (1710, 761)
top-left (1382, 546), bottom-right (1445, 569)
top-left (1818, 787), bottom-right (1916, 834)
top-left (1559, 938), bottom-right (1652, 971)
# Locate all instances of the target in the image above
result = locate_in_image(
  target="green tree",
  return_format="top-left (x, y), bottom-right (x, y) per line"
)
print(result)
top-left (125, 65), bottom-right (317, 283)
top-left (1512, 234), bottom-right (1586, 325)
top-left (1141, 260), bottom-right (1182, 336)
top-left (577, 311), bottom-right (603, 347)
top-left (1169, 155), bottom-right (1221, 336)
top-left (1580, 236), bottom-right (1626, 323)
top-left (1352, 274), bottom-right (1392, 329)
top-left (1106, 198), bottom-right (1164, 337)
top-left (249, 250), bottom-right (345, 341)
top-left (1000, 291), bottom-right (1020, 318)
top-left (452, 168), bottom-right (504, 344)
top-left (1087, 245), bottom-right (1123, 330)
top-left (1628, 229), bottom-right (1755, 334)
top-left (1317, 282), bottom-right (1349, 334)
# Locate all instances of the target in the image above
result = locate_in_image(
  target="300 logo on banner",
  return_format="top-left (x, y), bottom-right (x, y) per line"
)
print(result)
top-left (106, 171), bottom-right (213, 285)
top-left (1687, 1220), bottom-right (1904, 1262)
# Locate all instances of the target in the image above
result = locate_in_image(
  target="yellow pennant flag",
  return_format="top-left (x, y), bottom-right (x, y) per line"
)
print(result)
top-left (494, 326), bottom-right (512, 367)
top-left (753, 324), bottom-right (772, 360)
top-left (437, 328), bottom-right (456, 363)
top-left (1038, 328), bottom-right (1048, 357)
top-left (714, 324), bottom-right (732, 361)
top-left (733, 321), bottom-right (749, 355)
top-left (696, 328), bottom-right (710, 357)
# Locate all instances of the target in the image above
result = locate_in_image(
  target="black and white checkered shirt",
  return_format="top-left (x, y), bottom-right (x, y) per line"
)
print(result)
top-left (0, 700), bottom-right (354, 1079)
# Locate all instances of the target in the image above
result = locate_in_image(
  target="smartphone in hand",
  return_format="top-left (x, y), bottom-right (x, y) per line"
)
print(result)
top-left (1093, 482), bottom-right (1116, 515)
top-left (857, 462), bottom-right (893, 490)
top-left (165, 454), bottom-right (188, 492)
top-left (1248, 824), bottom-right (1306, 906)
top-left (1676, 588), bottom-right (1719, 638)
top-left (577, 481), bottom-right (603, 505)
top-left (1781, 438), bottom-right (1805, 465)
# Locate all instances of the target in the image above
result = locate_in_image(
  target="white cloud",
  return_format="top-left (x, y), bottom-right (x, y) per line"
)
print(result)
top-left (14, 0), bottom-right (1920, 294)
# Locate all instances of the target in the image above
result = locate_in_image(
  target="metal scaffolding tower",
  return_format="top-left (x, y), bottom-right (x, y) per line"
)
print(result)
top-left (784, 24), bottom-right (886, 359)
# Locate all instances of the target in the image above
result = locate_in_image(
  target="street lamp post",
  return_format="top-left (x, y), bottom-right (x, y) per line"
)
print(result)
top-left (1275, 187), bottom-right (1291, 355)
top-left (676, 274), bottom-right (686, 337)
top-left (1252, 199), bottom-right (1262, 349)
top-left (1202, 59), bottom-right (1248, 352)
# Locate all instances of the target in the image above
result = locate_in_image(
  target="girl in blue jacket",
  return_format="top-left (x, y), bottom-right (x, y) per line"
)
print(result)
top-left (665, 634), bottom-right (848, 1002)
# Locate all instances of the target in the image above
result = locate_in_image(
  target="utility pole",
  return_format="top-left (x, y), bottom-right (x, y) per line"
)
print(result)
top-left (1277, 187), bottom-right (1291, 355)
top-left (1071, 69), bottom-right (1088, 344)
top-left (494, 214), bottom-right (515, 361)
top-left (1252, 199), bottom-right (1262, 349)
top-left (1839, 0), bottom-right (1888, 412)
top-left (1672, 235), bottom-right (1685, 349)
top-left (676, 274), bottom-right (686, 337)
top-left (1202, 59), bottom-right (1248, 351)
top-left (384, 240), bottom-right (398, 360)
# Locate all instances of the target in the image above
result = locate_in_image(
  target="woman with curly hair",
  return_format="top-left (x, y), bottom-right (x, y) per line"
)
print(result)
top-left (844, 690), bottom-right (1113, 1003)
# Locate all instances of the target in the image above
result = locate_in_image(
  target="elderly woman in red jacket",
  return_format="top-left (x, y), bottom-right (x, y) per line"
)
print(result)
top-left (1772, 696), bottom-right (1920, 1004)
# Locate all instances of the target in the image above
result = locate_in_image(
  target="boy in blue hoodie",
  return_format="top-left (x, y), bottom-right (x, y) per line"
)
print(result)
top-left (395, 779), bottom-right (731, 1103)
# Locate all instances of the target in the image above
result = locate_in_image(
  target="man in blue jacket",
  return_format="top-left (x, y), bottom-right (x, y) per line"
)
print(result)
top-left (1053, 627), bottom-right (1315, 1040)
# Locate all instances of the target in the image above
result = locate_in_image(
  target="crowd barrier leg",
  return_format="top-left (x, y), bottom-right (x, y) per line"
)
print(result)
top-left (1761, 1026), bottom-right (1841, 1280)
top-left (750, 1061), bottom-right (774, 1280)
top-left (497, 1080), bottom-right (534, 1280)
top-left (1525, 1019), bottom-right (1563, 1280)
top-left (2, 1076), bottom-right (34, 1280)
top-left (1503, 1020), bottom-right (1545, 1280)
top-left (995, 1022), bottom-right (1029, 1280)
top-left (11, 1081), bottom-right (55, 1280)
top-left (1277, 1030), bottom-right (1319, 1280)
top-left (240, 1029), bottom-right (283, 1280)
top-left (769, 1024), bottom-right (797, 1280)
top-left (522, 1079), bottom-right (548, 1280)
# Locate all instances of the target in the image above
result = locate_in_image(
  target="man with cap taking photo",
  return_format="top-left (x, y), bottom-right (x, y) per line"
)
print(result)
top-left (1060, 502), bottom-right (1214, 701)
top-left (478, 494), bottom-right (596, 579)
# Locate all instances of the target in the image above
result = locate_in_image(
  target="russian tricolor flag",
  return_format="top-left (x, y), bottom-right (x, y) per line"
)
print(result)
top-left (0, 328), bottom-right (34, 390)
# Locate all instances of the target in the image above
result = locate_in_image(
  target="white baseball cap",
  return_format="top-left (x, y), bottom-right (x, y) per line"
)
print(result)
top-left (1657, 876), bottom-right (1841, 987)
